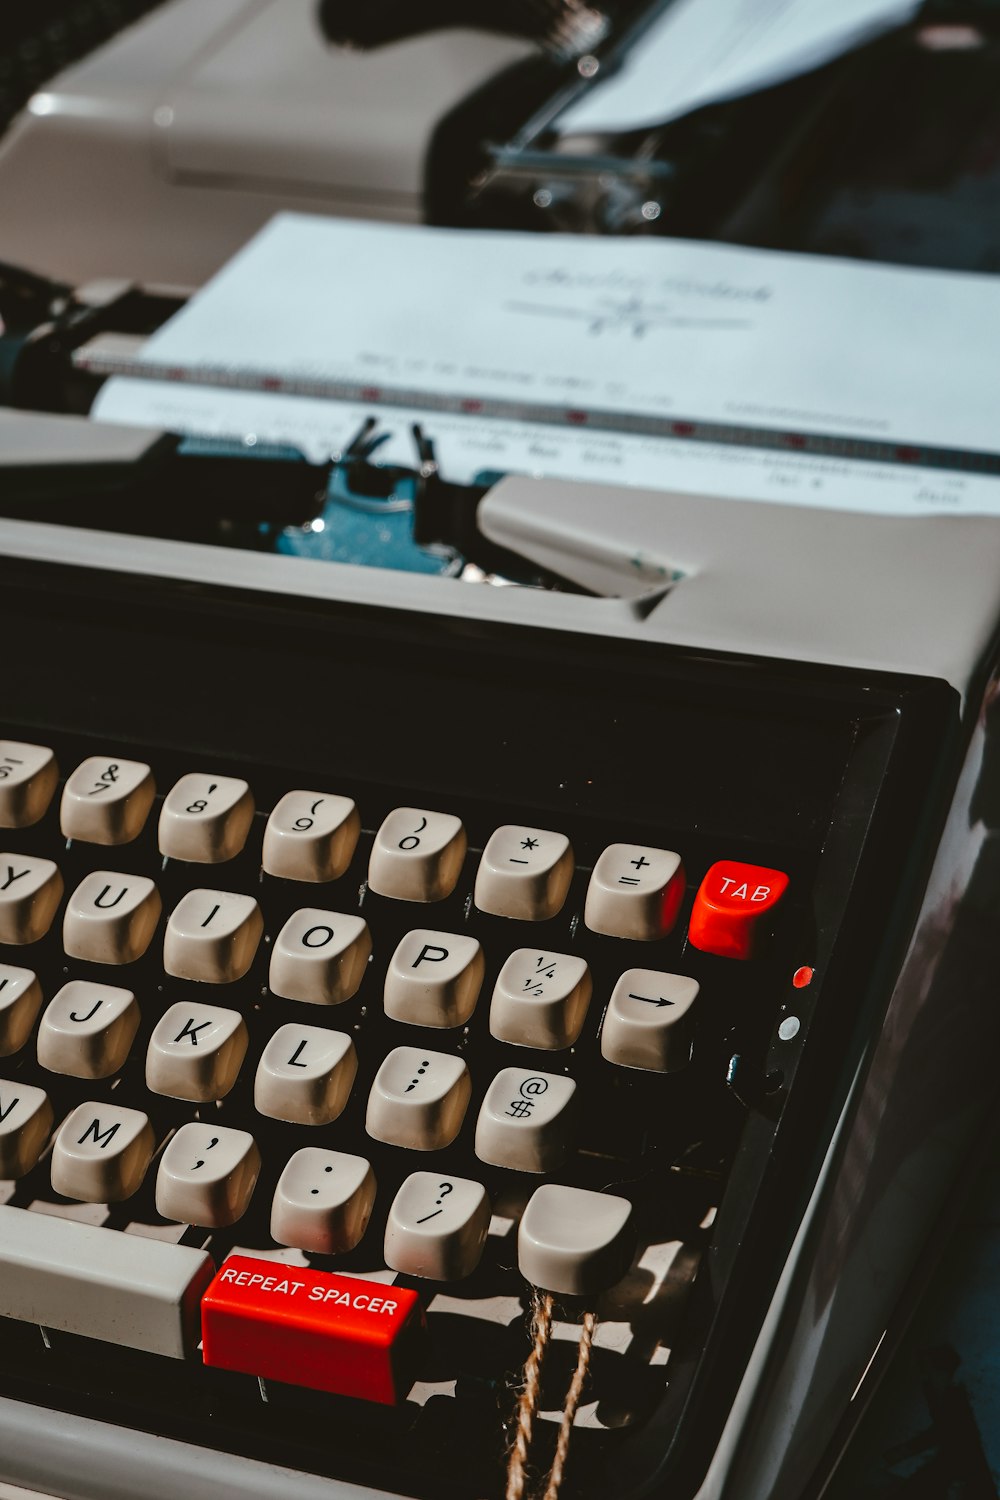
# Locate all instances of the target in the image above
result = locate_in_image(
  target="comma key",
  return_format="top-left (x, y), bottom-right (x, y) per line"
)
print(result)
top-left (155, 1121), bottom-right (260, 1228)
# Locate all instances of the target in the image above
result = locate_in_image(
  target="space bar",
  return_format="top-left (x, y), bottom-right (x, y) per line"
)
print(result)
top-left (0, 1205), bottom-right (215, 1358)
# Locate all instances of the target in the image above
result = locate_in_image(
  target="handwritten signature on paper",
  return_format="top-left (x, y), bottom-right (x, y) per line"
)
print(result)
top-left (504, 293), bottom-right (754, 338)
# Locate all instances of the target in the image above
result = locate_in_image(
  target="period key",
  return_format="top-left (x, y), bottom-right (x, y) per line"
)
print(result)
top-left (201, 1256), bottom-right (425, 1404)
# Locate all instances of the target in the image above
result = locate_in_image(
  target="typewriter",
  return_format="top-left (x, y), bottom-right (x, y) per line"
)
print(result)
top-left (2, 468), bottom-right (1000, 1500)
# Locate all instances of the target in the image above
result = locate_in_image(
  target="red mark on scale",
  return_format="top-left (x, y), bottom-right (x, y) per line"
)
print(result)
top-left (792, 966), bottom-right (814, 989)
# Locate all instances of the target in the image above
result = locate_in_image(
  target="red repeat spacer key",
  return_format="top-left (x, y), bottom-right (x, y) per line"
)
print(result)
top-left (688, 860), bottom-right (789, 960)
top-left (201, 1255), bottom-right (425, 1404)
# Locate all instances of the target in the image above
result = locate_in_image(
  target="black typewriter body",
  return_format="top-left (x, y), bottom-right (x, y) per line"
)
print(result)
top-left (1, 531), bottom-right (995, 1500)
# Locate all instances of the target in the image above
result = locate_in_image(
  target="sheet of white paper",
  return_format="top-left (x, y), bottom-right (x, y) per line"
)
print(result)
top-left (93, 376), bottom-right (1000, 518)
top-left (100, 214), bottom-right (1000, 459)
top-left (558, 0), bottom-right (919, 136)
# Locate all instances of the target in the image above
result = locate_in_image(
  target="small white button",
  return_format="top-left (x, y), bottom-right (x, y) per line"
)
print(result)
top-left (584, 844), bottom-right (686, 940)
top-left (268, 908), bottom-right (370, 1006)
top-left (163, 889), bottom-right (263, 983)
top-left (366, 1046), bottom-right (471, 1151)
top-left (158, 773), bottom-right (254, 863)
top-left (0, 965), bottom-right (43, 1057)
top-left (384, 1171), bottom-right (491, 1281)
top-left (0, 855), bottom-right (63, 945)
top-left (60, 757), bottom-right (155, 845)
top-left (600, 970), bottom-right (699, 1072)
top-left (475, 1067), bottom-right (576, 1173)
top-left (63, 871), bottom-right (161, 965)
top-left (368, 808), bottom-right (467, 902)
top-left (383, 930), bottom-right (484, 1028)
top-left (155, 1122), bottom-right (260, 1228)
top-left (0, 1081), bottom-right (53, 1177)
top-left (262, 792), bottom-right (360, 883)
top-left (146, 1001), bottom-right (248, 1102)
top-left (51, 1102), bottom-right (154, 1203)
top-left (518, 1185), bottom-right (634, 1296)
top-left (37, 981), bottom-right (139, 1079)
top-left (474, 826), bottom-right (574, 921)
top-left (271, 1148), bottom-right (376, 1255)
top-left (489, 950), bottom-right (592, 1050)
top-left (254, 1023), bottom-right (356, 1125)
top-left (0, 741), bottom-right (58, 829)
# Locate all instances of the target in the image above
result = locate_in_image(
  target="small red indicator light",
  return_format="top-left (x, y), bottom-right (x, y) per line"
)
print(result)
top-left (792, 966), bottom-right (814, 989)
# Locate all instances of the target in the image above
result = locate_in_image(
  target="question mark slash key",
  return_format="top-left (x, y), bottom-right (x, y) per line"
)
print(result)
top-left (384, 1172), bottom-right (491, 1280)
top-left (155, 1121), bottom-right (261, 1228)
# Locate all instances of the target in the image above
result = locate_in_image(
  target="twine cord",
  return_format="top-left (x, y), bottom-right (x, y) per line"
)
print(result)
top-left (504, 1291), bottom-right (597, 1500)
top-left (506, 1288), bottom-right (554, 1500)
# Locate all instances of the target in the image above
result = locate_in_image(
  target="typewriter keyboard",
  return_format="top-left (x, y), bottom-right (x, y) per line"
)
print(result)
top-left (0, 559), bottom-right (953, 1500)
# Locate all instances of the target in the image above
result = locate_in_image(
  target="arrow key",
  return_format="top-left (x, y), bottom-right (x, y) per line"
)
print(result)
top-left (600, 969), bottom-right (699, 1072)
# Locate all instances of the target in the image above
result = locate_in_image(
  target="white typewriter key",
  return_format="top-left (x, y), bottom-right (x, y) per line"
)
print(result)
top-left (155, 1122), bottom-right (260, 1228)
top-left (489, 949), bottom-right (592, 1050)
top-left (63, 871), bottom-right (161, 965)
top-left (146, 1001), bottom-right (248, 1102)
top-left (163, 889), bottom-right (263, 983)
top-left (0, 741), bottom-right (58, 829)
top-left (366, 1046), bottom-right (471, 1151)
top-left (0, 964), bottom-right (43, 1056)
top-left (0, 1081), bottom-right (53, 1178)
top-left (0, 855), bottom-right (63, 945)
top-left (474, 825), bottom-right (574, 922)
top-left (254, 1023), bottom-right (357, 1125)
top-left (518, 1184), bottom-right (634, 1296)
top-left (37, 981), bottom-right (139, 1080)
top-left (384, 1171), bottom-right (491, 1281)
top-left (271, 1148), bottom-right (376, 1254)
top-left (262, 791), bottom-right (360, 883)
top-left (585, 844), bottom-right (686, 941)
top-left (60, 756), bottom-right (155, 845)
top-left (51, 1101), bottom-right (155, 1204)
top-left (367, 807), bottom-right (467, 903)
top-left (383, 930), bottom-right (484, 1028)
top-left (475, 1067), bottom-right (577, 1174)
top-left (158, 773), bottom-right (255, 863)
top-left (268, 908), bottom-right (370, 1006)
top-left (600, 969), bottom-right (699, 1073)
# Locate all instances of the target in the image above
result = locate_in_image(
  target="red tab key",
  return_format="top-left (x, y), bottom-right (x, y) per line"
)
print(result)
top-left (201, 1255), bottom-right (425, 1404)
top-left (688, 860), bottom-right (789, 960)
